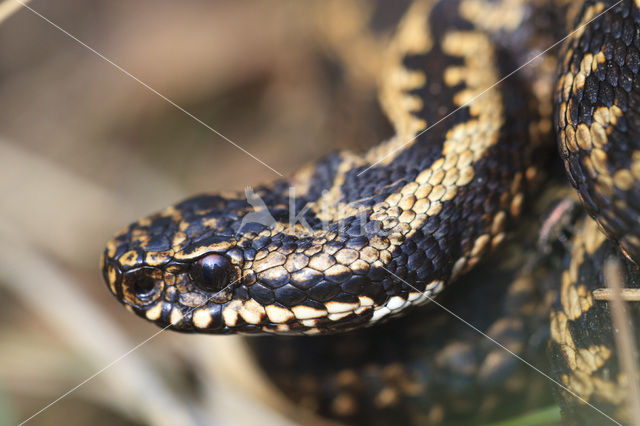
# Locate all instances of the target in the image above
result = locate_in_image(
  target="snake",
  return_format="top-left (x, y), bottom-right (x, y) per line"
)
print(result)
top-left (101, 0), bottom-right (640, 424)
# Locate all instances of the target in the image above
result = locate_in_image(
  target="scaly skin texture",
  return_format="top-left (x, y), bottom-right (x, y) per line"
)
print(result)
top-left (102, 0), bottom-right (552, 335)
top-left (549, 216), bottom-right (640, 425)
top-left (248, 193), bottom-right (563, 425)
top-left (101, 1), bottom-right (640, 424)
top-left (556, 0), bottom-right (640, 263)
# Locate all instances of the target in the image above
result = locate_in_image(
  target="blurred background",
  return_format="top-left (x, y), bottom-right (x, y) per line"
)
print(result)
top-left (0, 1), bottom-right (392, 424)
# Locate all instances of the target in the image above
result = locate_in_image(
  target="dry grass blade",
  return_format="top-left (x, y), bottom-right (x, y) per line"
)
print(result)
top-left (604, 257), bottom-right (640, 426)
top-left (0, 0), bottom-right (29, 25)
top-left (0, 213), bottom-right (199, 424)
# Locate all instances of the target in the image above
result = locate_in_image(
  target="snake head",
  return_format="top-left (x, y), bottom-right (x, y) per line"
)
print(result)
top-left (101, 190), bottom-right (442, 334)
top-left (101, 194), bottom-right (248, 333)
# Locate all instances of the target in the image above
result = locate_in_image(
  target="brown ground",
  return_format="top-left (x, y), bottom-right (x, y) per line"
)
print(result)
top-left (0, 1), bottom-right (385, 425)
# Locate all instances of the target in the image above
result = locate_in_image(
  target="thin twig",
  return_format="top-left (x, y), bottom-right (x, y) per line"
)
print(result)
top-left (593, 288), bottom-right (640, 301)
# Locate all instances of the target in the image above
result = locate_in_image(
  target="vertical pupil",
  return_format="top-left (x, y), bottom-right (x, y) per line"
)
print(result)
top-left (195, 254), bottom-right (231, 292)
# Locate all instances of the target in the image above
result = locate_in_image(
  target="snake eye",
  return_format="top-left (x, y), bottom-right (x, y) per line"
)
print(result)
top-left (191, 254), bottom-right (232, 292)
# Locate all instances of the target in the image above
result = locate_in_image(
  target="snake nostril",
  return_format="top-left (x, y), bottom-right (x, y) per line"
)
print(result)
top-left (190, 254), bottom-right (232, 293)
top-left (121, 267), bottom-right (165, 305)
top-left (124, 269), bottom-right (160, 300)
top-left (132, 275), bottom-right (157, 297)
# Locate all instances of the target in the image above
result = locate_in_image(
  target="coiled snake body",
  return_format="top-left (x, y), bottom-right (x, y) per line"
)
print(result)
top-left (102, 0), bottom-right (640, 424)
